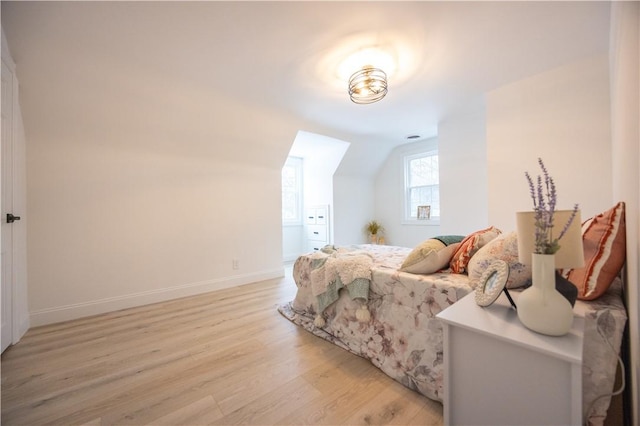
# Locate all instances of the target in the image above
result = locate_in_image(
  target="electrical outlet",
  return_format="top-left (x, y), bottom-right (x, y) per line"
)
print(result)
top-left (232, 259), bottom-right (239, 270)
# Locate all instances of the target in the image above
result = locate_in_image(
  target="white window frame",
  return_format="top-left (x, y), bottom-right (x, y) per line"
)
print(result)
top-left (282, 156), bottom-right (303, 226)
top-left (403, 150), bottom-right (440, 225)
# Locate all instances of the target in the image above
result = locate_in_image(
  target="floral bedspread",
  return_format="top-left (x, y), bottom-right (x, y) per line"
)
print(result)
top-left (574, 280), bottom-right (627, 425)
top-left (278, 244), bottom-right (627, 425)
top-left (280, 244), bottom-right (472, 402)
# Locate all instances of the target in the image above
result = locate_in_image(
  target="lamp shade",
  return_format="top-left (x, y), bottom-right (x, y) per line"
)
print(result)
top-left (516, 210), bottom-right (585, 269)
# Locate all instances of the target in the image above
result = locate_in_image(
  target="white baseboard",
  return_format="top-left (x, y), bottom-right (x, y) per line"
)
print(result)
top-left (29, 268), bottom-right (285, 327)
top-left (13, 316), bottom-right (30, 345)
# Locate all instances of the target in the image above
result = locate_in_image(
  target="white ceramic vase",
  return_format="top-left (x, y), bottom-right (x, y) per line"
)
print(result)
top-left (517, 253), bottom-right (574, 336)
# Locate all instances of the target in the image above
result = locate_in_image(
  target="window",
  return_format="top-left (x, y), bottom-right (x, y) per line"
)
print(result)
top-left (404, 151), bottom-right (440, 221)
top-left (282, 156), bottom-right (303, 224)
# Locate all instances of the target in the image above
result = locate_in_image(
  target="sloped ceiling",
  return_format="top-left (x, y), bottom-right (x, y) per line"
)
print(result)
top-left (1, 1), bottom-right (610, 176)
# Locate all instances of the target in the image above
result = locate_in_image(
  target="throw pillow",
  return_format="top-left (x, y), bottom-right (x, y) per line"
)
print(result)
top-left (400, 235), bottom-right (465, 274)
top-left (467, 232), bottom-right (532, 289)
top-left (450, 226), bottom-right (502, 274)
top-left (562, 202), bottom-right (626, 300)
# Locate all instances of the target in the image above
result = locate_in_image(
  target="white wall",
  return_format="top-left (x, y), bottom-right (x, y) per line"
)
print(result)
top-left (28, 140), bottom-right (287, 325)
top-left (370, 108), bottom-right (489, 247)
top-left (290, 131), bottom-right (349, 208)
top-left (438, 108), bottom-right (489, 235)
top-left (372, 107), bottom-right (490, 247)
top-left (371, 54), bottom-right (613, 248)
top-left (610, 2), bottom-right (640, 423)
top-left (486, 54), bottom-right (613, 232)
top-left (23, 83), bottom-right (301, 325)
top-left (374, 138), bottom-right (441, 248)
top-left (282, 226), bottom-right (304, 262)
top-left (333, 175), bottom-right (375, 245)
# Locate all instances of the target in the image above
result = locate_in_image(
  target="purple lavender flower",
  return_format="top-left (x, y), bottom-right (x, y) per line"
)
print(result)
top-left (557, 203), bottom-right (580, 241)
top-left (525, 172), bottom-right (536, 209)
top-left (524, 158), bottom-right (579, 254)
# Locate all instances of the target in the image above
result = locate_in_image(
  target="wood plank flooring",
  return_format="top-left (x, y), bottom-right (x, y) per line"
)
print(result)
top-left (1, 270), bottom-right (443, 425)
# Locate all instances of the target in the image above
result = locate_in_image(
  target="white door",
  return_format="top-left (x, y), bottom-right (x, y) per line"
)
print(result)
top-left (1, 57), bottom-right (15, 352)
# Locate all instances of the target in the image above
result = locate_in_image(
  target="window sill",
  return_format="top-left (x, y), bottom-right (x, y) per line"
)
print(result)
top-left (402, 219), bottom-right (441, 226)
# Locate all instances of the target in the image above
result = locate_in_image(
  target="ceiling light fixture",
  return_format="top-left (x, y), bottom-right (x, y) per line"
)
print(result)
top-left (348, 66), bottom-right (388, 104)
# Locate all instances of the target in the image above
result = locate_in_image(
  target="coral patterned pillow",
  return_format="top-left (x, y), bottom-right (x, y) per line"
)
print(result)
top-left (450, 226), bottom-right (502, 274)
top-left (561, 202), bottom-right (626, 300)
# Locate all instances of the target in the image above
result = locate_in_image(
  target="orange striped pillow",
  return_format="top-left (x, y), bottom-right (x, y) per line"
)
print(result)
top-left (562, 202), bottom-right (626, 300)
top-left (450, 226), bottom-right (502, 274)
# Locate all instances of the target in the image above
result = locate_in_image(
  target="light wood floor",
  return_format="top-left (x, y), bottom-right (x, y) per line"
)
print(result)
top-left (1, 270), bottom-right (443, 425)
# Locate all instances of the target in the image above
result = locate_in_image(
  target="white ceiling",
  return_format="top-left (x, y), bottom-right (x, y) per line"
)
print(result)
top-left (1, 1), bottom-right (611, 174)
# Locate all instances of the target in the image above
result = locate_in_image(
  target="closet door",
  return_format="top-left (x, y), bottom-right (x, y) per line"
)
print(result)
top-left (1, 47), bottom-right (28, 352)
top-left (1, 57), bottom-right (15, 352)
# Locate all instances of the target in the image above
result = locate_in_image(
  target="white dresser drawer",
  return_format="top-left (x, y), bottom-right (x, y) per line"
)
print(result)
top-left (307, 241), bottom-right (326, 253)
top-left (307, 224), bottom-right (327, 241)
top-left (306, 210), bottom-right (317, 224)
top-left (306, 207), bottom-right (328, 225)
top-left (314, 209), bottom-right (327, 225)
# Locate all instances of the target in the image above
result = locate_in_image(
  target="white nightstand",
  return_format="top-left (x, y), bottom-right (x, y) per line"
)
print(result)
top-left (437, 291), bottom-right (584, 426)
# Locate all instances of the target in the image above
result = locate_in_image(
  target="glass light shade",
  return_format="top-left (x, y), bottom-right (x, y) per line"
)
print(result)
top-left (516, 210), bottom-right (585, 269)
top-left (337, 47), bottom-right (396, 81)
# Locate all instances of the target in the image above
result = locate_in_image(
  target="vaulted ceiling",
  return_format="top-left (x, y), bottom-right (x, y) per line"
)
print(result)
top-left (1, 1), bottom-right (611, 175)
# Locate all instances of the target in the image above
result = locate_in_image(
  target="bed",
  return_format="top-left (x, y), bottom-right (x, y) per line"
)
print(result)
top-left (278, 242), bottom-right (628, 425)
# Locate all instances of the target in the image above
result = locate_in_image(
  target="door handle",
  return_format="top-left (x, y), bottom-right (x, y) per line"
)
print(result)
top-left (6, 213), bottom-right (21, 223)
